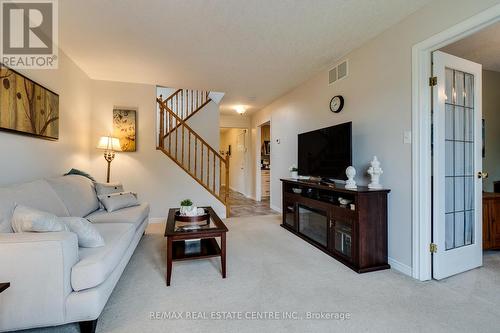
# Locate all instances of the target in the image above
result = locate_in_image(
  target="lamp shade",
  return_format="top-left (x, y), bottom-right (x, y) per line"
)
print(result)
top-left (97, 136), bottom-right (122, 151)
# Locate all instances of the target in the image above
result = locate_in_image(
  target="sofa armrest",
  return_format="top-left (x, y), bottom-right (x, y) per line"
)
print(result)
top-left (0, 232), bottom-right (79, 331)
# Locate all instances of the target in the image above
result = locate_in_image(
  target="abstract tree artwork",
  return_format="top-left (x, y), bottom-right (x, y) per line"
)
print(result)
top-left (113, 108), bottom-right (136, 152)
top-left (0, 64), bottom-right (59, 140)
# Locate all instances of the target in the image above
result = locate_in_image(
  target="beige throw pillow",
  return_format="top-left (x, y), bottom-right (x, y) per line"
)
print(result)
top-left (59, 217), bottom-right (105, 248)
top-left (98, 192), bottom-right (139, 212)
top-left (95, 182), bottom-right (124, 210)
top-left (11, 205), bottom-right (67, 233)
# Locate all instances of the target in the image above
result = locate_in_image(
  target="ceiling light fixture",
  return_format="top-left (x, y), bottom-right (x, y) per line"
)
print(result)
top-left (235, 105), bottom-right (246, 115)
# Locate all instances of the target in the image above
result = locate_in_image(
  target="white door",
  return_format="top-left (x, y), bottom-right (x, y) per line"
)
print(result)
top-left (432, 51), bottom-right (483, 280)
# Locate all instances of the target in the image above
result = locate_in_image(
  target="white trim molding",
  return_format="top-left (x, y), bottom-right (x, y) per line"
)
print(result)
top-left (388, 257), bottom-right (412, 277)
top-left (270, 204), bottom-right (282, 214)
top-left (411, 4), bottom-right (500, 281)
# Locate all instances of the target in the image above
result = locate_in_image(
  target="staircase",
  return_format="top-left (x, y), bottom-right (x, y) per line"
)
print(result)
top-left (157, 89), bottom-right (230, 215)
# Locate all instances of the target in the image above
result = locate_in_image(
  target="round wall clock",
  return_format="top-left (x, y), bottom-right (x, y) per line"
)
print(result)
top-left (330, 95), bottom-right (344, 113)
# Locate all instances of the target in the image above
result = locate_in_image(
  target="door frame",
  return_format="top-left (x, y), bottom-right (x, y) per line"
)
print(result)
top-left (255, 120), bottom-right (271, 202)
top-left (220, 126), bottom-right (251, 197)
top-left (412, 5), bottom-right (500, 281)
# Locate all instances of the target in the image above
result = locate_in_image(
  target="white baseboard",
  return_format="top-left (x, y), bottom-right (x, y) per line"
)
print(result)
top-left (388, 257), bottom-right (412, 276)
top-left (149, 217), bottom-right (166, 224)
top-left (270, 204), bottom-right (282, 213)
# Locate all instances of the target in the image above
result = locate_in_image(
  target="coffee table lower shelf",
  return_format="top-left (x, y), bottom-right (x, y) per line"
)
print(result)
top-left (172, 238), bottom-right (221, 261)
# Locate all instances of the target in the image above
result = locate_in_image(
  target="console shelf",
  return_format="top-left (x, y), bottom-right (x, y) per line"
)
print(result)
top-left (281, 178), bottom-right (391, 273)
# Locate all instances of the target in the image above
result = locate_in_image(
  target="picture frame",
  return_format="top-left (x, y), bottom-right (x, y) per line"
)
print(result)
top-left (0, 63), bottom-right (59, 140)
top-left (113, 108), bottom-right (137, 152)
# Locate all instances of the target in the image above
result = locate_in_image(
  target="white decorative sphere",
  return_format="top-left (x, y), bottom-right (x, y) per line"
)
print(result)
top-left (346, 166), bottom-right (356, 178)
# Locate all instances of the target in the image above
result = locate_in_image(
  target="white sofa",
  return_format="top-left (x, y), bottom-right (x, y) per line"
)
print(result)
top-left (0, 175), bottom-right (149, 333)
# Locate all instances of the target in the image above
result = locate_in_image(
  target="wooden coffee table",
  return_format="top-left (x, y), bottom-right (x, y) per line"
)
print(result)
top-left (164, 207), bottom-right (228, 286)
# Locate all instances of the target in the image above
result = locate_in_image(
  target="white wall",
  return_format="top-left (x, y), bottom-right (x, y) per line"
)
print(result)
top-left (220, 114), bottom-right (251, 128)
top-left (90, 80), bottom-right (225, 218)
top-left (249, 0), bottom-right (500, 272)
top-left (0, 51), bottom-right (91, 186)
top-left (220, 128), bottom-right (250, 196)
top-left (483, 70), bottom-right (500, 192)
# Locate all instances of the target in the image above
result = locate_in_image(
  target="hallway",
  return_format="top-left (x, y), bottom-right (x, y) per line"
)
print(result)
top-left (226, 188), bottom-right (278, 217)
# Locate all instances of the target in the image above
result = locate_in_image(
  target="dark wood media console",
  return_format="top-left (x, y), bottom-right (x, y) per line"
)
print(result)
top-left (281, 178), bottom-right (390, 273)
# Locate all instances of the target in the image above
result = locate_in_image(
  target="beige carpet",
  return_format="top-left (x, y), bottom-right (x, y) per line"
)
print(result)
top-left (22, 215), bottom-right (500, 332)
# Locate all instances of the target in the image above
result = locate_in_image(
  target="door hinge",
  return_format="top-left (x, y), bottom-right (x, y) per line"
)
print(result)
top-left (429, 77), bottom-right (437, 86)
top-left (430, 243), bottom-right (437, 253)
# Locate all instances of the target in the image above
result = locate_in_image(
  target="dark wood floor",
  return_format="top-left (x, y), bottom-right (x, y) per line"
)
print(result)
top-left (224, 188), bottom-right (278, 217)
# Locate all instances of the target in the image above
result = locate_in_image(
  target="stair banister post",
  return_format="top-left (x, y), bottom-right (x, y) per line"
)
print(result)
top-left (158, 95), bottom-right (164, 148)
top-left (225, 156), bottom-right (230, 217)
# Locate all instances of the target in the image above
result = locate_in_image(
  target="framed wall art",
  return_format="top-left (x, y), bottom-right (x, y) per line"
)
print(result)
top-left (113, 108), bottom-right (136, 152)
top-left (0, 64), bottom-right (59, 140)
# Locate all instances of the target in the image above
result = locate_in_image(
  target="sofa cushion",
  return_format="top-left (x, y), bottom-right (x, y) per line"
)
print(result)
top-left (85, 203), bottom-right (150, 230)
top-left (0, 180), bottom-right (69, 233)
top-left (71, 223), bottom-right (135, 291)
top-left (46, 175), bottom-right (99, 218)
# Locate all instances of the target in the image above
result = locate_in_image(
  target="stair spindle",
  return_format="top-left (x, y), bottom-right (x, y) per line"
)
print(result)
top-left (168, 112), bottom-right (172, 153)
top-left (181, 124), bottom-right (185, 165)
top-left (201, 144), bottom-right (204, 182)
top-left (194, 137), bottom-right (198, 177)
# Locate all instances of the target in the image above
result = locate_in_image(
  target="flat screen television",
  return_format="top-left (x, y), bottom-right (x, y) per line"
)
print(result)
top-left (298, 122), bottom-right (352, 180)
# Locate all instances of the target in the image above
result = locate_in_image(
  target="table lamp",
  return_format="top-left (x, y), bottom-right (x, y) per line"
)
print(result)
top-left (97, 136), bottom-right (122, 183)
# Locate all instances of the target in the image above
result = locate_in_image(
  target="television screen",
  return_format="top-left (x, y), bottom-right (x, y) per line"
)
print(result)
top-left (298, 122), bottom-right (352, 180)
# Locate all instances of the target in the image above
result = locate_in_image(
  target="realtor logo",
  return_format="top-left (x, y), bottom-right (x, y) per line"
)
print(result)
top-left (0, 0), bottom-right (58, 69)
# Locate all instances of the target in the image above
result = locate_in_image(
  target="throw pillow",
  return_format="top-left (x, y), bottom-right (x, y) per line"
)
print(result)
top-left (64, 168), bottom-right (96, 182)
top-left (95, 182), bottom-right (125, 210)
top-left (95, 182), bottom-right (124, 195)
top-left (11, 205), bottom-right (67, 233)
top-left (59, 217), bottom-right (105, 248)
top-left (98, 192), bottom-right (139, 212)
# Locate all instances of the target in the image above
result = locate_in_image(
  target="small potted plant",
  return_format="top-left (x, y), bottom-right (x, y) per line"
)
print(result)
top-left (289, 164), bottom-right (298, 179)
top-left (180, 199), bottom-right (193, 215)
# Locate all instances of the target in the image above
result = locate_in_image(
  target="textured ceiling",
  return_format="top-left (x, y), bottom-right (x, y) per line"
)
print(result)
top-left (441, 22), bottom-right (500, 72)
top-left (59, 0), bottom-right (432, 115)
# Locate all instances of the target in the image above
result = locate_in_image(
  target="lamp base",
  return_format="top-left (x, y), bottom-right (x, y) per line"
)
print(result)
top-left (104, 151), bottom-right (115, 183)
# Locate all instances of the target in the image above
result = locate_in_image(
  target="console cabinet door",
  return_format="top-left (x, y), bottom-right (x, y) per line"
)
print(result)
top-left (483, 199), bottom-right (492, 250)
top-left (490, 199), bottom-right (500, 248)
top-left (329, 207), bottom-right (354, 262)
top-left (283, 201), bottom-right (296, 230)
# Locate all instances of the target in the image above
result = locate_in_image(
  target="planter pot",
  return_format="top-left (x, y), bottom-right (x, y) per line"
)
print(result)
top-left (180, 205), bottom-right (193, 215)
top-left (291, 171), bottom-right (298, 179)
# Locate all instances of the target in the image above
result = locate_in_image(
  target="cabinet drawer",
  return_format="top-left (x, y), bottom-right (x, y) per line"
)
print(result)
top-left (332, 206), bottom-right (356, 221)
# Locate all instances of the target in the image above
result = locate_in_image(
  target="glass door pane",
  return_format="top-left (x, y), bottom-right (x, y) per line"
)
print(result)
top-left (298, 205), bottom-right (327, 246)
top-left (284, 202), bottom-right (296, 229)
top-left (333, 220), bottom-right (352, 259)
top-left (444, 68), bottom-right (475, 250)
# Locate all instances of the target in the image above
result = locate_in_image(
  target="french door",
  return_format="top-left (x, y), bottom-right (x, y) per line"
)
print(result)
top-left (432, 51), bottom-right (483, 280)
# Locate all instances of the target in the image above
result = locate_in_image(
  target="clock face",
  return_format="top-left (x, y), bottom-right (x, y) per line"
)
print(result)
top-left (330, 95), bottom-right (344, 113)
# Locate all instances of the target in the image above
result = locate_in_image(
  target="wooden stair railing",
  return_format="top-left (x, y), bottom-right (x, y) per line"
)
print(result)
top-left (157, 94), bottom-right (230, 215)
top-left (163, 89), bottom-right (211, 138)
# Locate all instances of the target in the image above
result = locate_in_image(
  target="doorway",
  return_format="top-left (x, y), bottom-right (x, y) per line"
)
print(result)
top-left (220, 127), bottom-right (275, 217)
top-left (430, 50), bottom-right (482, 279)
top-left (432, 23), bottom-right (500, 280)
top-left (412, 7), bottom-right (500, 281)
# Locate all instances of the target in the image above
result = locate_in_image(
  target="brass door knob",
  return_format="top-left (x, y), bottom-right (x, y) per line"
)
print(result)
top-left (478, 171), bottom-right (489, 179)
